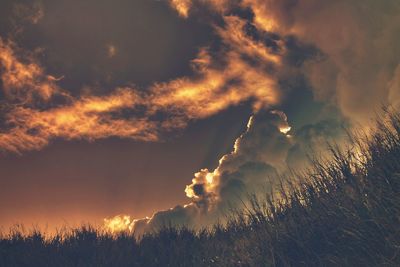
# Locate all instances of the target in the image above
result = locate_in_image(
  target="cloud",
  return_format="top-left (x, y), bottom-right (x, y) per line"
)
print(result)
top-left (9, 1), bottom-right (44, 35)
top-left (106, 44), bottom-right (117, 58)
top-left (105, 110), bottom-right (344, 235)
top-left (169, 0), bottom-right (231, 16)
top-left (0, 11), bottom-right (286, 153)
top-left (149, 48), bottom-right (280, 120)
top-left (105, 111), bottom-right (292, 235)
top-left (0, 38), bottom-right (63, 104)
top-left (169, 0), bottom-right (192, 18)
top-left (0, 38), bottom-right (165, 153)
top-left (131, 204), bottom-right (200, 236)
top-left (0, 88), bottom-right (159, 154)
top-left (13, 1), bottom-right (44, 24)
top-left (169, 0), bottom-right (400, 125)
top-left (287, 0), bottom-right (400, 124)
top-left (184, 111), bottom-right (292, 208)
top-left (286, 118), bottom-right (345, 169)
top-left (103, 215), bottom-right (132, 233)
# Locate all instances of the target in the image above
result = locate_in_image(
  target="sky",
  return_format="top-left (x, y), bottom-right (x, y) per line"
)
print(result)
top-left (0, 0), bottom-right (399, 234)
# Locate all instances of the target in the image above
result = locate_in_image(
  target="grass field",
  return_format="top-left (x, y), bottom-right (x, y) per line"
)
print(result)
top-left (2, 111), bottom-right (400, 266)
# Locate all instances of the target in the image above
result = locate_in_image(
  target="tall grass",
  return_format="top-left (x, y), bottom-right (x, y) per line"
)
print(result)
top-left (2, 110), bottom-right (400, 266)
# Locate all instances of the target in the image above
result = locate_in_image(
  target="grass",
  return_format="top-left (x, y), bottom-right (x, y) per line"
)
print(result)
top-left (2, 110), bottom-right (400, 266)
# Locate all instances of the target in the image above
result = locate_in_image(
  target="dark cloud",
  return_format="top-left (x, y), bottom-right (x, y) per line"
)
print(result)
top-left (286, 118), bottom-right (346, 169)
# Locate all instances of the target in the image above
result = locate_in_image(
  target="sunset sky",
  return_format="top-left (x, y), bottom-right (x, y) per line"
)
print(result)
top-left (0, 0), bottom-right (399, 233)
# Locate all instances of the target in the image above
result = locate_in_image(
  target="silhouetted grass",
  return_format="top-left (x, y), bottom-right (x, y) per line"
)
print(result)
top-left (2, 110), bottom-right (400, 266)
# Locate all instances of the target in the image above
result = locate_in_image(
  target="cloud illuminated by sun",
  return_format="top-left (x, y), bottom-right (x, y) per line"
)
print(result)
top-left (103, 215), bottom-right (133, 233)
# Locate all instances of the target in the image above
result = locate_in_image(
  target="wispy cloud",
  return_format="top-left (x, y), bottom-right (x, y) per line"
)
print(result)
top-left (0, 88), bottom-right (159, 154)
top-left (0, 7), bottom-right (285, 153)
top-left (0, 39), bottom-right (62, 104)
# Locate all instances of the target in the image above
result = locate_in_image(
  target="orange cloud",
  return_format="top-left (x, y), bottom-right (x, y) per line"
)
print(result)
top-left (240, 0), bottom-right (285, 32)
top-left (168, 0), bottom-right (281, 32)
top-left (169, 0), bottom-right (231, 16)
top-left (150, 17), bottom-right (284, 119)
top-left (0, 2), bottom-right (287, 154)
top-left (0, 88), bottom-right (158, 154)
top-left (151, 52), bottom-right (278, 117)
top-left (217, 16), bottom-right (283, 65)
top-left (169, 0), bottom-right (192, 18)
top-left (0, 38), bottom-right (63, 104)
top-left (103, 215), bottom-right (133, 233)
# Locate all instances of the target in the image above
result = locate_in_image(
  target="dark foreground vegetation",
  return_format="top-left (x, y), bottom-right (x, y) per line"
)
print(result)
top-left (2, 111), bottom-right (400, 266)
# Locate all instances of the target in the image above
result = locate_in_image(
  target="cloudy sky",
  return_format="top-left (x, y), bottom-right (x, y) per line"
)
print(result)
top-left (0, 0), bottom-right (399, 233)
